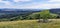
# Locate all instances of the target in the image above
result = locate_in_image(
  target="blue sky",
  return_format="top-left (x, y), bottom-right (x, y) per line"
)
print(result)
top-left (0, 0), bottom-right (60, 9)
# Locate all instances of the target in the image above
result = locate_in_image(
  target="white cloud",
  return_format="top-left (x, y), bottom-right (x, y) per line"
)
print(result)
top-left (19, 4), bottom-right (60, 9)
top-left (0, 3), bottom-right (60, 9)
top-left (48, 0), bottom-right (60, 2)
top-left (0, 0), bottom-right (11, 5)
top-left (14, 0), bottom-right (31, 2)
top-left (0, 0), bottom-right (60, 9)
top-left (2, 1), bottom-right (11, 5)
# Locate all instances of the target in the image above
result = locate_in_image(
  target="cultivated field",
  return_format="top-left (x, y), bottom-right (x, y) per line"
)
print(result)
top-left (0, 19), bottom-right (59, 28)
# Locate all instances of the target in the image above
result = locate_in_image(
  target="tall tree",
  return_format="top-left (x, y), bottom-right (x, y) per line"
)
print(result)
top-left (39, 10), bottom-right (50, 23)
top-left (39, 10), bottom-right (57, 23)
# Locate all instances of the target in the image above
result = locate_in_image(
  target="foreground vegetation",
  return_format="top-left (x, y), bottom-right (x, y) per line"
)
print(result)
top-left (0, 19), bottom-right (59, 28)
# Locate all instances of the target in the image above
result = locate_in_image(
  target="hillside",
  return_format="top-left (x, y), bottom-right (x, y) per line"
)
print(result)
top-left (0, 8), bottom-right (60, 18)
top-left (0, 9), bottom-right (41, 18)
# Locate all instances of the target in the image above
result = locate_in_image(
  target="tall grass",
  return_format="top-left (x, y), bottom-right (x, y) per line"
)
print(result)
top-left (0, 20), bottom-right (59, 28)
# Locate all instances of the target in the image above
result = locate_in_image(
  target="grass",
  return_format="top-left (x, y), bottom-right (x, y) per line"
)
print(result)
top-left (0, 19), bottom-right (59, 28)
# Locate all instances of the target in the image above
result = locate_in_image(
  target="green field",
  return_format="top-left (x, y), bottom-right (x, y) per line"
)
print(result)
top-left (0, 19), bottom-right (60, 28)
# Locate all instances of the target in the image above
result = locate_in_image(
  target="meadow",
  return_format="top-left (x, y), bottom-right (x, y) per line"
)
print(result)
top-left (0, 19), bottom-right (59, 28)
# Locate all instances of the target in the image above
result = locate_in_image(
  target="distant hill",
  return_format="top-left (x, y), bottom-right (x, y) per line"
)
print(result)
top-left (0, 9), bottom-right (41, 18)
top-left (0, 8), bottom-right (60, 18)
top-left (49, 8), bottom-right (60, 15)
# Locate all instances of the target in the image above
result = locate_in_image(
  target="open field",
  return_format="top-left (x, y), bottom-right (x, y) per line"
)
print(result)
top-left (0, 19), bottom-right (60, 28)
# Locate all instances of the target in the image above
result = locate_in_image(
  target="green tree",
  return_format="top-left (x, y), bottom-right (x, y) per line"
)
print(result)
top-left (39, 10), bottom-right (50, 23)
top-left (39, 10), bottom-right (57, 23)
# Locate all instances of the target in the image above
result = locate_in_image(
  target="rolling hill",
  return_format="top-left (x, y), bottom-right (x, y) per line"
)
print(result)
top-left (0, 8), bottom-right (41, 18)
top-left (0, 8), bottom-right (60, 18)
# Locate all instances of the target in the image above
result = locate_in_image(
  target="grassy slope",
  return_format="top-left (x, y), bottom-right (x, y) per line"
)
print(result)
top-left (0, 19), bottom-right (60, 28)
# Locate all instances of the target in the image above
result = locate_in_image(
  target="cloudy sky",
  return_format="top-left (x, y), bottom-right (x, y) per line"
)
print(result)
top-left (0, 0), bottom-right (60, 9)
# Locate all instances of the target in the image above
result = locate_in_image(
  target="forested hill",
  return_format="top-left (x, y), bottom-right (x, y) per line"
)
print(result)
top-left (0, 9), bottom-right (41, 15)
